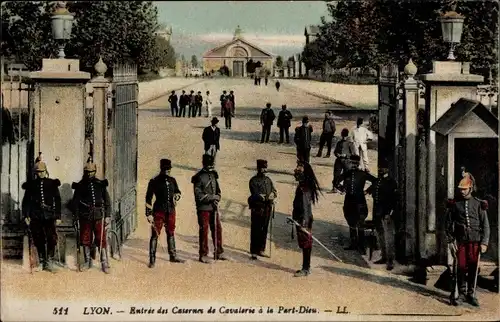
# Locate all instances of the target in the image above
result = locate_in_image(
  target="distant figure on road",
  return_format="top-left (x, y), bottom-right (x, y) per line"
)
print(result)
top-left (178, 90), bottom-right (187, 117)
top-left (205, 91), bottom-right (213, 118)
top-left (260, 102), bottom-right (275, 143)
top-left (275, 80), bottom-right (281, 92)
top-left (202, 117), bottom-right (221, 162)
top-left (294, 116), bottom-right (313, 163)
top-left (277, 104), bottom-right (293, 144)
top-left (222, 98), bottom-right (233, 130)
top-left (229, 90), bottom-right (236, 116)
top-left (188, 90), bottom-right (195, 118)
top-left (168, 91), bottom-right (178, 117)
top-left (264, 76), bottom-right (268, 86)
top-left (195, 91), bottom-right (203, 117)
top-left (316, 111), bottom-right (336, 158)
top-left (220, 90), bottom-right (227, 115)
top-left (351, 117), bottom-right (374, 172)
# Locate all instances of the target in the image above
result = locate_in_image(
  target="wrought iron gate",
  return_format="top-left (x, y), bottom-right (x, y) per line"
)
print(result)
top-left (109, 64), bottom-right (138, 246)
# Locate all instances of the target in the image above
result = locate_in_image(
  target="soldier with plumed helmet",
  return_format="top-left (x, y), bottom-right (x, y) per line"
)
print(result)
top-left (22, 158), bottom-right (62, 272)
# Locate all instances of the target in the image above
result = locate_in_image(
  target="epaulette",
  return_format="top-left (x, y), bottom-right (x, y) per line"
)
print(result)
top-left (191, 172), bottom-right (200, 184)
top-left (475, 197), bottom-right (488, 210)
top-left (100, 179), bottom-right (109, 187)
top-left (21, 182), bottom-right (28, 190)
top-left (446, 199), bottom-right (456, 208)
top-left (71, 182), bottom-right (79, 189)
top-left (53, 179), bottom-right (61, 187)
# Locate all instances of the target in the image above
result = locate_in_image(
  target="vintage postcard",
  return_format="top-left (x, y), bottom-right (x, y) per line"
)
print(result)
top-left (1, 0), bottom-right (499, 321)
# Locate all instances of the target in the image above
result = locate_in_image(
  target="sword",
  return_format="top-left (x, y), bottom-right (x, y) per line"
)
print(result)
top-left (214, 202), bottom-right (219, 261)
top-left (269, 203), bottom-right (275, 258)
top-left (74, 220), bottom-right (81, 272)
top-left (25, 221), bottom-right (34, 274)
top-left (473, 251), bottom-right (481, 298)
top-left (150, 222), bottom-right (168, 255)
top-left (286, 217), bottom-right (343, 263)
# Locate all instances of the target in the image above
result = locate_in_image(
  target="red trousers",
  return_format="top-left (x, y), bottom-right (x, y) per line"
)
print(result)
top-left (152, 211), bottom-right (176, 237)
top-left (297, 218), bottom-right (313, 249)
top-left (80, 219), bottom-right (106, 248)
top-left (456, 242), bottom-right (480, 294)
top-left (197, 210), bottom-right (223, 257)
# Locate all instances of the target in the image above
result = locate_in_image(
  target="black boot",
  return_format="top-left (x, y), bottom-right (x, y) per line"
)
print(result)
top-left (358, 228), bottom-right (366, 255)
top-left (167, 235), bottom-right (184, 263)
top-left (148, 236), bottom-right (157, 268)
top-left (38, 246), bottom-right (52, 272)
top-left (100, 248), bottom-right (110, 274)
top-left (83, 246), bottom-right (92, 270)
top-left (344, 228), bottom-right (357, 250)
top-left (294, 248), bottom-right (311, 277)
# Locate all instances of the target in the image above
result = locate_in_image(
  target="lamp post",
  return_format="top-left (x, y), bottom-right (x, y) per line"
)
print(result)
top-left (439, 10), bottom-right (465, 61)
top-left (51, 1), bottom-right (74, 59)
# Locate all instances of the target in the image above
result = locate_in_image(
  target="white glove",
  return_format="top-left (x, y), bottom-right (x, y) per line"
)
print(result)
top-left (212, 195), bottom-right (221, 202)
top-left (104, 217), bottom-right (111, 226)
top-left (259, 194), bottom-right (266, 201)
top-left (55, 219), bottom-right (62, 225)
top-left (147, 215), bottom-right (154, 224)
top-left (24, 217), bottom-right (30, 225)
top-left (173, 193), bottom-right (181, 206)
top-left (268, 192), bottom-right (277, 201)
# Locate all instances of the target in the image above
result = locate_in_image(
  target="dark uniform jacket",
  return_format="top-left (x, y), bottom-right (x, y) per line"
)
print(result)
top-left (337, 169), bottom-right (377, 203)
top-left (22, 178), bottom-right (62, 220)
top-left (446, 197), bottom-right (490, 245)
top-left (294, 125), bottom-right (313, 150)
top-left (189, 94), bottom-right (196, 106)
top-left (292, 186), bottom-right (313, 225)
top-left (191, 168), bottom-right (221, 212)
top-left (195, 94), bottom-right (203, 107)
top-left (334, 139), bottom-right (354, 166)
top-left (248, 174), bottom-right (277, 210)
top-left (277, 110), bottom-right (293, 128)
top-left (145, 174), bottom-right (181, 215)
top-left (72, 178), bottom-right (111, 220)
top-left (365, 175), bottom-right (398, 217)
top-left (179, 94), bottom-right (188, 107)
top-left (168, 94), bottom-right (178, 106)
top-left (260, 108), bottom-right (275, 126)
top-left (202, 125), bottom-right (220, 151)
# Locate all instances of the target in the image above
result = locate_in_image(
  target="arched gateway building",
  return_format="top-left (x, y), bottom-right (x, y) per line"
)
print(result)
top-left (202, 26), bottom-right (274, 77)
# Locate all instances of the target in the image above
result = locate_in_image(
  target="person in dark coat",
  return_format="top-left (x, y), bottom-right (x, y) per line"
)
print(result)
top-left (277, 104), bottom-right (293, 144)
top-left (446, 176), bottom-right (490, 307)
top-left (22, 160), bottom-right (61, 272)
top-left (145, 159), bottom-right (184, 267)
top-left (71, 158), bottom-right (112, 273)
top-left (316, 111), bottom-right (336, 158)
top-left (168, 91), bottom-right (178, 117)
top-left (188, 90), bottom-right (196, 118)
top-left (331, 128), bottom-right (354, 193)
top-left (292, 160), bottom-right (322, 277)
top-left (178, 90), bottom-right (187, 117)
top-left (275, 80), bottom-right (281, 92)
top-left (228, 90), bottom-right (236, 116)
top-left (195, 91), bottom-right (203, 117)
top-left (248, 159), bottom-right (277, 259)
top-left (191, 155), bottom-right (227, 263)
top-left (264, 77), bottom-right (268, 86)
top-left (294, 116), bottom-right (313, 163)
top-left (220, 90), bottom-right (227, 115)
top-left (222, 98), bottom-right (233, 130)
top-left (365, 162), bottom-right (398, 270)
top-left (260, 103), bottom-right (275, 143)
top-left (336, 155), bottom-right (377, 254)
top-left (202, 117), bottom-right (221, 162)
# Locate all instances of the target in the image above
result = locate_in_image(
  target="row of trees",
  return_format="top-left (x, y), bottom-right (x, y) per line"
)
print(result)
top-left (1, 1), bottom-right (176, 74)
top-left (302, 0), bottom-right (498, 79)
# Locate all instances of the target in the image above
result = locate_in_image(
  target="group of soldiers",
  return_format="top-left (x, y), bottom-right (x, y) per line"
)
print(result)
top-left (167, 89), bottom-right (235, 122)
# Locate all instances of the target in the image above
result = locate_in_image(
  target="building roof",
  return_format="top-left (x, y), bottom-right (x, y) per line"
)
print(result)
top-left (431, 98), bottom-right (499, 136)
top-left (202, 36), bottom-right (274, 58)
top-left (304, 25), bottom-right (320, 36)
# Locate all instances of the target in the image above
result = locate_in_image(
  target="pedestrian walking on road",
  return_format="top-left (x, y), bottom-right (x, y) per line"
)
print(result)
top-left (145, 159), bottom-right (185, 268)
top-left (277, 104), bottom-right (293, 144)
top-left (365, 161), bottom-right (398, 270)
top-left (178, 90), bottom-right (188, 117)
top-left (264, 77), bottom-right (268, 86)
top-left (191, 155), bottom-right (227, 263)
top-left (446, 176), bottom-right (490, 307)
top-left (351, 117), bottom-right (374, 172)
top-left (294, 116), bottom-right (313, 163)
top-left (275, 80), bottom-right (280, 92)
top-left (335, 155), bottom-right (377, 255)
top-left (316, 111), bottom-right (336, 158)
top-left (260, 103), bottom-right (275, 143)
top-left (202, 117), bottom-right (221, 163)
top-left (331, 128), bottom-right (354, 193)
top-left (168, 91), bottom-right (178, 117)
top-left (292, 160), bottom-right (321, 277)
top-left (248, 159), bottom-right (277, 260)
top-left (205, 91), bottom-right (213, 118)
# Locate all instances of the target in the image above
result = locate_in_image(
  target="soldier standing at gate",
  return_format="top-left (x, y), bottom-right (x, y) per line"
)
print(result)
top-left (365, 161), bottom-right (398, 270)
top-left (71, 158), bottom-right (112, 273)
top-left (294, 116), bottom-right (313, 163)
top-left (291, 160), bottom-right (321, 277)
top-left (191, 154), bottom-right (227, 263)
top-left (145, 159), bottom-right (184, 267)
top-left (446, 176), bottom-right (490, 307)
top-left (248, 159), bottom-right (277, 260)
top-left (336, 155), bottom-right (376, 254)
top-left (330, 128), bottom-right (354, 193)
top-left (22, 160), bottom-right (62, 272)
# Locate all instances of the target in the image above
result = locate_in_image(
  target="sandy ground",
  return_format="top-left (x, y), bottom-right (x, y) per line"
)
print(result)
top-left (1, 78), bottom-right (498, 321)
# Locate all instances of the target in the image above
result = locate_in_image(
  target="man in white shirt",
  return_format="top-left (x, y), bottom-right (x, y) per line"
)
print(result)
top-left (351, 117), bottom-right (373, 172)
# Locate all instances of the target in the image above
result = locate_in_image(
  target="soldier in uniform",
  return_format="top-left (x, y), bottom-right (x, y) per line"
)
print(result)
top-left (292, 160), bottom-right (321, 277)
top-left (22, 160), bottom-right (62, 272)
top-left (446, 176), bottom-right (490, 306)
top-left (248, 159), bottom-right (277, 259)
top-left (294, 116), bottom-right (313, 163)
top-left (365, 162), bottom-right (398, 270)
top-left (72, 159), bottom-right (112, 273)
top-left (145, 159), bottom-right (184, 267)
top-left (331, 128), bottom-right (354, 193)
top-left (260, 103), bottom-right (275, 143)
top-left (191, 154), bottom-right (227, 263)
top-left (336, 155), bottom-right (377, 254)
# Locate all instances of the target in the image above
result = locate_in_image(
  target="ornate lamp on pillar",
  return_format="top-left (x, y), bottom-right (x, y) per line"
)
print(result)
top-left (51, 1), bottom-right (74, 59)
top-left (439, 10), bottom-right (465, 60)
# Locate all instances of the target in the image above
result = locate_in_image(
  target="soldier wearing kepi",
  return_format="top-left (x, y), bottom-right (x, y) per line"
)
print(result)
top-left (336, 155), bottom-right (376, 254)
top-left (72, 158), bottom-right (111, 273)
top-left (22, 160), bottom-right (62, 272)
top-left (292, 160), bottom-right (322, 277)
top-left (191, 154), bottom-right (227, 263)
top-left (145, 159), bottom-right (184, 267)
top-left (446, 176), bottom-right (490, 307)
top-left (248, 159), bottom-right (277, 260)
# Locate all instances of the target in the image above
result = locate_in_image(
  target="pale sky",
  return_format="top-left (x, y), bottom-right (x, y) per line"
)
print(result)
top-left (156, 1), bottom-right (328, 59)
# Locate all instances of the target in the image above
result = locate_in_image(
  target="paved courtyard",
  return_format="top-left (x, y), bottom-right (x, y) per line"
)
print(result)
top-left (2, 78), bottom-right (499, 321)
